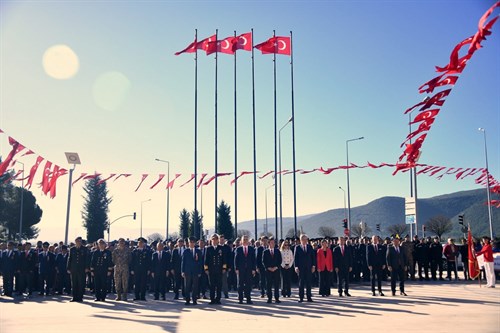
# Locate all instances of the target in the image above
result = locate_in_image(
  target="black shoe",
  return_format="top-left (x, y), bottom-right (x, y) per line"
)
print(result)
top-left (238, 300), bottom-right (243, 304)
top-left (216, 300), bottom-right (222, 304)
top-left (161, 296), bottom-right (166, 301)
top-left (400, 292), bottom-right (407, 296)
top-left (209, 300), bottom-right (216, 305)
top-left (193, 300), bottom-right (197, 305)
top-left (70, 299), bottom-right (77, 302)
top-left (260, 294), bottom-right (266, 298)
top-left (154, 297), bottom-right (159, 300)
top-left (379, 292), bottom-right (385, 296)
top-left (338, 294), bottom-right (343, 297)
top-left (267, 299), bottom-right (272, 304)
top-left (185, 301), bottom-right (191, 305)
top-left (94, 299), bottom-right (100, 302)
top-left (372, 292), bottom-right (376, 296)
top-left (224, 293), bottom-right (229, 298)
top-left (174, 294), bottom-right (179, 300)
top-left (246, 300), bottom-right (253, 305)
top-left (392, 291), bottom-right (396, 296)
top-left (133, 298), bottom-right (140, 301)
top-left (345, 292), bottom-right (351, 297)
top-left (275, 299), bottom-right (281, 304)
top-left (298, 299), bottom-right (304, 303)
top-left (307, 298), bottom-right (313, 302)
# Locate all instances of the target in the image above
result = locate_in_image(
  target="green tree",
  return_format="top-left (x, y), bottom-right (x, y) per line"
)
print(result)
top-left (217, 200), bottom-right (234, 239)
top-left (426, 215), bottom-right (453, 241)
top-left (0, 170), bottom-right (42, 240)
top-left (191, 209), bottom-right (203, 240)
top-left (179, 209), bottom-right (190, 239)
top-left (82, 177), bottom-right (112, 243)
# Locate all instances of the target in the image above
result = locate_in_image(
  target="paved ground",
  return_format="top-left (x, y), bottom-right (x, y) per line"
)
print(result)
top-left (1, 280), bottom-right (499, 333)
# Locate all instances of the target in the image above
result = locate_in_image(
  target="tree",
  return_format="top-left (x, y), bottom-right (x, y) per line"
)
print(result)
top-left (147, 232), bottom-right (163, 243)
top-left (237, 229), bottom-right (252, 238)
top-left (350, 223), bottom-right (372, 238)
top-left (318, 226), bottom-right (336, 238)
top-left (179, 209), bottom-right (190, 239)
top-left (82, 177), bottom-right (112, 243)
top-left (285, 228), bottom-right (295, 239)
top-left (387, 224), bottom-right (408, 237)
top-left (0, 170), bottom-right (43, 241)
top-left (260, 231), bottom-right (274, 238)
top-left (217, 200), bottom-right (234, 239)
top-left (426, 215), bottom-right (453, 241)
top-left (191, 209), bottom-right (203, 239)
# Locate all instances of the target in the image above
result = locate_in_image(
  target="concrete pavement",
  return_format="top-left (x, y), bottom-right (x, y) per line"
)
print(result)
top-left (1, 280), bottom-right (499, 333)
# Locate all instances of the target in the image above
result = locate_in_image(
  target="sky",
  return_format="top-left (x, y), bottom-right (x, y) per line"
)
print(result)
top-left (1, 0), bottom-right (499, 242)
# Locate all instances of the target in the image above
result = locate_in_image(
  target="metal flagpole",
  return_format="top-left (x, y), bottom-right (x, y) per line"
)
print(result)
top-left (290, 30), bottom-right (298, 238)
top-left (194, 29), bottom-right (198, 214)
top-left (214, 29), bottom-right (219, 232)
top-left (251, 28), bottom-right (258, 240)
top-left (273, 30), bottom-right (278, 238)
top-left (234, 30), bottom-right (238, 239)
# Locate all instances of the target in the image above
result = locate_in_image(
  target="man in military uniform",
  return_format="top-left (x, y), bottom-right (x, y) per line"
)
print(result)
top-left (67, 236), bottom-right (89, 302)
top-left (415, 238), bottom-right (430, 281)
top-left (112, 238), bottom-right (131, 301)
top-left (401, 235), bottom-right (416, 280)
top-left (429, 236), bottom-right (444, 281)
top-left (204, 233), bottom-right (227, 305)
top-left (131, 237), bottom-right (151, 301)
top-left (90, 239), bottom-right (113, 301)
top-left (19, 242), bottom-right (38, 297)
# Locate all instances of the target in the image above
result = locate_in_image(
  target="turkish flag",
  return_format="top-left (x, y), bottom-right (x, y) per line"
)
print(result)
top-left (410, 109), bottom-right (440, 124)
top-left (468, 228), bottom-right (480, 279)
top-left (167, 173), bottom-right (182, 189)
top-left (0, 137), bottom-right (25, 176)
top-left (419, 75), bottom-right (459, 94)
top-left (207, 32), bottom-right (252, 55)
top-left (401, 118), bottom-right (435, 147)
top-left (255, 36), bottom-right (291, 55)
top-left (175, 38), bottom-right (197, 56)
top-left (149, 174), bottom-right (165, 189)
top-left (198, 34), bottom-right (217, 52)
top-left (26, 156), bottom-right (44, 189)
top-left (134, 174), bottom-right (149, 192)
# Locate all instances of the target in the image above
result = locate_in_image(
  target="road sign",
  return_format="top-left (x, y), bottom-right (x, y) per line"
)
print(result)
top-left (405, 215), bottom-right (415, 225)
top-left (344, 228), bottom-right (349, 236)
top-left (405, 197), bottom-right (416, 215)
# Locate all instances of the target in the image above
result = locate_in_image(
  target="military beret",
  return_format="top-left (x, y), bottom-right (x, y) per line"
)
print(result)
top-left (43, 241), bottom-right (50, 246)
top-left (137, 237), bottom-right (147, 243)
top-left (75, 236), bottom-right (83, 241)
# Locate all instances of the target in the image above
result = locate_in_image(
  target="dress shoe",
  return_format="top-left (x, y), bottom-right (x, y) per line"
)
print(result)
top-left (338, 294), bottom-right (343, 297)
top-left (209, 300), bottom-right (216, 305)
top-left (379, 292), bottom-right (385, 296)
top-left (298, 299), bottom-right (303, 303)
top-left (94, 299), bottom-right (100, 302)
top-left (246, 300), bottom-right (253, 305)
top-left (267, 299), bottom-right (272, 304)
top-left (372, 292), bottom-right (376, 296)
top-left (185, 301), bottom-right (191, 305)
top-left (154, 297), bottom-right (159, 300)
top-left (345, 292), bottom-right (351, 297)
top-left (307, 298), bottom-right (313, 302)
top-left (400, 292), bottom-right (407, 296)
top-left (275, 299), bottom-right (281, 304)
top-left (193, 300), bottom-right (198, 305)
top-left (392, 292), bottom-right (396, 296)
top-left (216, 300), bottom-right (222, 304)
top-left (238, 300), bottom-right (243, 304)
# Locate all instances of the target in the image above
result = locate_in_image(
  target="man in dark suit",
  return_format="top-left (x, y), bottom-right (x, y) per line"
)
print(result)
top-left (366, 235), bottom-right (386, 296)
top-left (234, 235), bottom-right (256, 304)
top-left (55, 245), bottom-right (70, 295)
top-left (198, 239), bottom-right (209, 299)
top-left (131, 237), bottom-right (151, 301)
top-left (2, 241), bottom-right (19, 297)
top-left (263, 237), bottom-right (282, 304)
top-left (90, 239), bottom-right (113, 301)
top-left (19, 242), bottom-right (37, 297)
top-left (171, 238), bottom-right (186, 300)
top-left (38, 241), bottom-right (56, 296)
top-left (67, 237), bottom-right (89, 302)
top-left (386, 236), bottom-right (408, 296)
top-left (151, 242), bottom-right (171, 300)
top-left (333, 236), bottom-right (353, 297)
top-left (181, 237), bottom-right (203, 305)
top-left (294, 234), bottom-right (316, 302)
top-left (256, 236), bottom-right (269, 298)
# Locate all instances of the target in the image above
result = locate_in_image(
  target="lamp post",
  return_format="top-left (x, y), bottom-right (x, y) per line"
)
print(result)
top-left (478, 128), bottom-right (493, 239)
top-left (64, 152), bottom-right (81, 245)
top-left (107, 212), bottom-right (136, 242)
top-left (265, 184), bottom-right (275, 236)
top-left (16, 161), bottom-right (24, 241)
top-left (339, 186), bottom-right (347, 222)
top-left (279, 117), bottom-right (293, 240)
top-left (346, 137), bottom-right (364, 236)
top-left (140, 199), bottom-right (151, 238)
top-left (155, 158), bottom-right (170, 240)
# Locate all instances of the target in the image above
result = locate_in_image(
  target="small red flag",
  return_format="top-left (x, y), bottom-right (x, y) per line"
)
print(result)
top-left (410, 109), bottom-right (440, 124)
top-left (207, 32), bottom-right (252, 55)
top-left (175, 38), bottom-right (197, 56)
top-left (468, 227), bottom-right (480, 279)
top-left (255, 36), bottom-right (291, 55)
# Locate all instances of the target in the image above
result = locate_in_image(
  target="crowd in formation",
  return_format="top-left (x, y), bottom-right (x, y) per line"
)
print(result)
top-left (0, 233), bottom-right (496, 305)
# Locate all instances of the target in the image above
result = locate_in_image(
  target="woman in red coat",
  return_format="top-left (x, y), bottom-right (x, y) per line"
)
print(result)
top-left (317, 239), bottom-right (334, 296)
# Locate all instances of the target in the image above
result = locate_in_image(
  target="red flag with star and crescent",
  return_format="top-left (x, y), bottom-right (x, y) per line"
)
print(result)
top-left (255, 36), bottom-right (291, 55)
top-left (467, 226), bottom-right (480, 280)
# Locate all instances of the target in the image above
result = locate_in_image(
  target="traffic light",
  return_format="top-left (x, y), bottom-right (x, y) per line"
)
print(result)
top-left (422, 225), bottom-right (426, 232)
top-left (376, 223), bottom-right (381, 231)
top-left (133, 212), bottom-right (137, 220)
top-left (458, 214), bottom-right (464, 225)
top-left (342, 219), bottom-right (348, 229)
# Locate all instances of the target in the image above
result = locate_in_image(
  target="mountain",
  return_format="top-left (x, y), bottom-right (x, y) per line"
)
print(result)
top-left (236, 189), bottom-right (498, 239)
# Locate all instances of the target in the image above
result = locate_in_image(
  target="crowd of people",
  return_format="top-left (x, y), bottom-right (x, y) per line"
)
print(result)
top-left (0, 233), bottom-right (497, 305)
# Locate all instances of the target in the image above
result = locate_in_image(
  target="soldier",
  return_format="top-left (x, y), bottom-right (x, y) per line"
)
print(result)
top-left (19, 242), bottom-right (38, 297)
top-left (415, 238), bottom-right (430, 281)
top-left (67, 236), bottom-right (89, 302)
top-left (429, 236), bottom-right (444, 281)
top-left (204, 233), bottom-right (227, 305)
top-left (171, 238), bottom-right (186, 300)
top-left (131, 237), bottom-right (151, 301)
top-left (151, 242), bottom-right (171, 300)
top-left (38, 241), bottom-right (56, 296)
top-left (55, 245), bottom-right (70, 295)
top-left (401, 235), bottom-right (416, 280)
top-left (1, 241), bottom-right (19, 297)
top-left (90, 239), bottom-right (113, 301)
top-left (112, 238), bottom-right (131, 301)
top-left (219, 234), bottom-right (232, 298)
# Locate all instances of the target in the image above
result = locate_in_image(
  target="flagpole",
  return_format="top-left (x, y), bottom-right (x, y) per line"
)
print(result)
top-left (214, 29), bottom-right (219, 232)
top-left (273, 30), bottom-right (278, 238)
top-left (234, 30), bottom-right (238, 240)
top-left (251, 28), bottom-right (258, 239)
top-left (290, 30), bottom-right (298, 238)
top-left (194, 29), bottom-right (198, 215)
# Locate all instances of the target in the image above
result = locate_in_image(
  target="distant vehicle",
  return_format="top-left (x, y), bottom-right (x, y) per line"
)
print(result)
top-left (494, 253), bottom-right (500, 273)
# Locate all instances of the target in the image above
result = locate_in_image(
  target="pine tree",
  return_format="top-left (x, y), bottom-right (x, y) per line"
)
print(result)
top-left (191, 209), bottom-right (203, 240)
top-left (179, 209), bottom-right (190, 239)
top-left (81, 176), bottom-right (112, 242)
top-left (217, 200), bottom-right (234, 239)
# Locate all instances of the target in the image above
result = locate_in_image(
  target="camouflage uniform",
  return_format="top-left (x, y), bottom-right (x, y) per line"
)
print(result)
top-left (112, 246), bottom-right (131, 300)
top-left (401, 239), bottom-right (415, 280)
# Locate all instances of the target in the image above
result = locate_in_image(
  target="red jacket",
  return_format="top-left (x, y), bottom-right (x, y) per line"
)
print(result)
top-left (477, 244), bottom-right (494, 262)
top-left (316, 248), bottom-right (333, 272)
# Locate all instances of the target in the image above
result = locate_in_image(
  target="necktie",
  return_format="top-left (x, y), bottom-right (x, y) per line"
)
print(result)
top-left (271, 249), bottom-right (274, 257)
top-left (375, 245), bottom-right (378, 253)
top-left (396, 247), bottom-right (399, 254)
top-left (159, 252), bottom-right (162, 260)
top-left (341, 246), bottom-right (344, 256)
top-left (26, 251), bottom-right (29, 258)
top-left (303, 245), bottom-right (306, 253)
top-left (244, 247), bottom-right (247, 257)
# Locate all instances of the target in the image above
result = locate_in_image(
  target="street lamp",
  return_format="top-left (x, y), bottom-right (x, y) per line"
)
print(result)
top-left (155, 158), bottom-right (170, 240)
top-left (478, 128), bottom-right (493, 239)
top-left (140, 199), bottom-right (151, 238)
top-left (16, 161), bottom-right (24, 241)
top-left (265, 184), bottom-right (275, 236)
top-left (346, 137), bottom-right (364, 236)
top-left (108, 212), bottom-right (136, 242)
top-left (279, 116), bottom-right (293, 240)
top-left (64, 152), bottom-right (81, 245)
top-left (339, 186), bottom-right (347, 222)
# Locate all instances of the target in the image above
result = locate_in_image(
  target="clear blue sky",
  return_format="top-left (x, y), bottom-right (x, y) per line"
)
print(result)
top-left (1, 0), bottom-right (499, 241)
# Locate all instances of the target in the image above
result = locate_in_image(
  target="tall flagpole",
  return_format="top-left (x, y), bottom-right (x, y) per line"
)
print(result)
top-left (194, 29), bottom-right (198, 214)
top-left (251, 29), bottom-right (258, 240)
top-left (290, 31), bottom-right (298, 238)
top-left (234, 30), bottom-right (238, 239)
top-left (214, 29), bottom-right (219, 232)
top-left (273, 30), bottom-right (278, 238)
